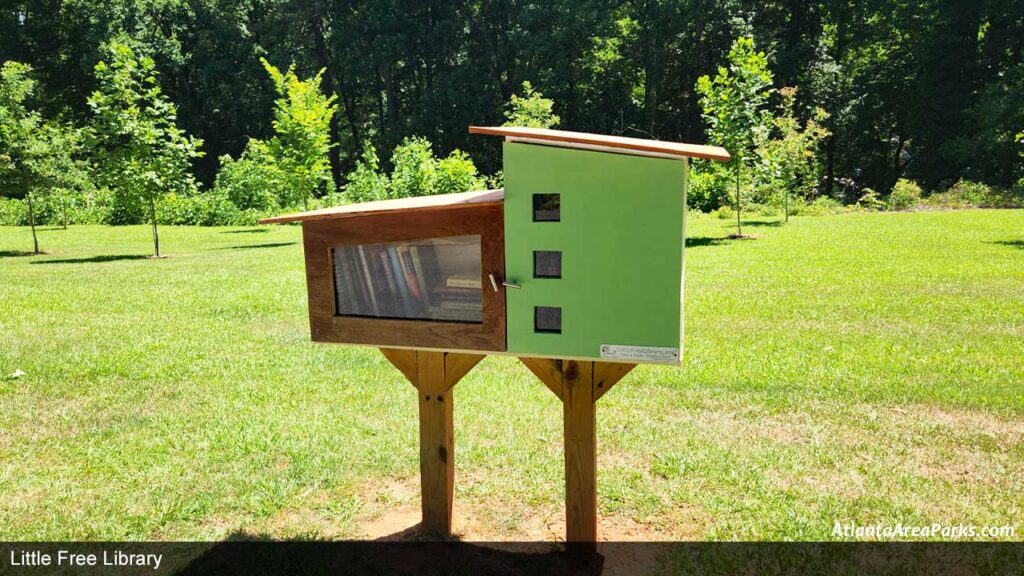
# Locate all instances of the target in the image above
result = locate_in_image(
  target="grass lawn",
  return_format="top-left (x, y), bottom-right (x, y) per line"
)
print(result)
top-left (0, 210), bottom-right (1022, 542)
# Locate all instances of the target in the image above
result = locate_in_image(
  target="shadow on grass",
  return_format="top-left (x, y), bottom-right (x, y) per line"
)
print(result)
top-left (0, 250), bottom-right (37, 258)
top-left (31, 254), bottom-right (147, 265)
top-left (686, 236), bottom-right (729, 248)
top-left (221, 228), bottom-right (269, 234)
top-left (990, 240), bottom-right (1024, 249)
top-left (218, 242), bottom-right (298, 250)
top-left (744, 220), bottom-right (782, 228)
top-left (169, 533), bottom-right (1022, 576)
top-left (176, 528), bottom-right (605, 576)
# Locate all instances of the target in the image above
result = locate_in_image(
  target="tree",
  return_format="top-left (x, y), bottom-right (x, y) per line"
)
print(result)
top-left (503, 81), bottom-right (560, 129)
top-left (0, 61), bottom-right (43, 253)
top-left (696, 37), bottom-right (774, 236)
top-left (0, 61), bottom-right (85, 252)
top-left (758, 87), bottom-right (830, 221)
top-left (88, 37), bottom-right (202, 257)
top-left (261, 58), bottom-right (338, 209)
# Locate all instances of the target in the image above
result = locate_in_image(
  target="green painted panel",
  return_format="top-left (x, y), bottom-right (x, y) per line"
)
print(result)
top-left (503, 142), bottom-right (686, 363)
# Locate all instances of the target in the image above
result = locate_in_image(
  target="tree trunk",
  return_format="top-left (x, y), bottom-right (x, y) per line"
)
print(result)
top-left (735, 163), bottom-right (743, 236)
top-left (149, 197), bottom-right (161, 258)
top-left (27, 192), bottom-right (40, 255)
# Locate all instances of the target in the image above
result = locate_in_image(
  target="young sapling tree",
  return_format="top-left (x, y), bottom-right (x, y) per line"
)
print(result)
top-left (88, 37), bottom-right (202, 258)
top-left (696, 37), bottom-right (774, 236)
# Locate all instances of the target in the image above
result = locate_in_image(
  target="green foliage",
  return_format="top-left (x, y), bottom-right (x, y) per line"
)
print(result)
top-left (0, 61), bottom-right (90, 249)
top-left (343, 137), bottom-right (483, 202)
top-left (87, 36), bottom-right (202, 254)
top-left (343, 145), bottom-right (390, 203)
top-left (696, 36), bottom-right (774, 233)
top-left (212, 141), bottom-right (288, 213)
top-left (159, 190), bottom-right (254, 227)
top-left (925, 180), bottom-right (1022, 210)
top-left (755, 87), bottom-right (830, 217)
top-left (435, 150), bottom-right (484, 195)
top-left (389, 136), bottom-right (437, 198)
top-left (688, 162), bottom-right (731, 213)
top-left (801, 196), bottom-right (844, 216)
top-left (259, 59), bottom-right (338, 209)
top-left (0, 61), bottom-right (38, 192)
top-left (503, 81), bottom-right (559, 128)
top-left (0, 197), bottom-right (27, 225)
top-left (856, 188), bottom-right (886, 211)
top-left (888, 178), bottom-right (922, 211)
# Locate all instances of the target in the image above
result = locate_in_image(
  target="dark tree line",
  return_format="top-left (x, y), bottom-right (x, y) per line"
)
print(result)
top-left (2, 0), bottom-right (1022, 195)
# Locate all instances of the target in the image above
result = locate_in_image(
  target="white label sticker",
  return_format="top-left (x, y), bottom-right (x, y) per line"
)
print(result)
top-left (600, 344), bottom-right (680, 363)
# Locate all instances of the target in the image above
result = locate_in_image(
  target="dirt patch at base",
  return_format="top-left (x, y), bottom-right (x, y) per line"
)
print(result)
top-left (355, 477), bottom-right (691, 574)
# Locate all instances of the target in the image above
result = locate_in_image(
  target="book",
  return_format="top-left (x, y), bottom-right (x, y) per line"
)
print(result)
top-left (378, 249), bottom-right (399, 317)
top-left (409, 245), bottom-right (433, 308)
top-left (396, 246), bottom-right (422, 300)
top-left (358, 246), bottom-right (380, 316)
top-left (432, 286), bottom-right (482, 302)
top-left (334, 248), bottom-right (357, 315)
top-left (440, 300), bottom-right (483, 311)
top-left (447, 273), bottom-right (482, 289)
top-left (387, 246), bottom-right (415, 317)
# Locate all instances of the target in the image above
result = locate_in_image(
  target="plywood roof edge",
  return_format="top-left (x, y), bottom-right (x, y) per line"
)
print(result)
top-left (259, 188), bottom-right (504, 224)
top-left (469, 126), bottom-right (731, 162)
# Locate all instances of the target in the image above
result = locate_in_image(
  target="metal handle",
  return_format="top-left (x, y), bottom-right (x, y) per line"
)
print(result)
top-left (502, 280), bottom-right (521, 289)
top-left (489, 273), bottom-right (521, 290)
top-left (488, 273), bottom-right (500, 293)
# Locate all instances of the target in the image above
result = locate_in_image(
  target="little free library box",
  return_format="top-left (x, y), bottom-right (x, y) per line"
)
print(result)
top-left (262, 127), bottom-right (729, 546)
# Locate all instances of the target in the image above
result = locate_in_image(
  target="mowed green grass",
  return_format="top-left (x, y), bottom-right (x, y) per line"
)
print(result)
top-left (0, 210), bottom-right (1021, 542)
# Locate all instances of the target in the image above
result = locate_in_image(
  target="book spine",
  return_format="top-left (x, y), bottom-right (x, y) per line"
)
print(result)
top-left (388, 246), bottom-right (414, 317)
top-left (409, 245), bottom-right (433, 309)
top-left (358, 246), bottom-right (380, 316)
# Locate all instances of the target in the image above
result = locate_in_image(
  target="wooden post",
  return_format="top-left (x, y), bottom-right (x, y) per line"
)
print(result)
top-left (381, 349), bottom-right (483, 538)
top-left (562, 360), bottom-right (598, 551)
top-left (417, 351), bottom-right (453, 536)
top-left (519, 358), bottom-right (635, 551)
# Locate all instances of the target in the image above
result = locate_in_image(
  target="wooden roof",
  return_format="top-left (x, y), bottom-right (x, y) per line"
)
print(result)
top-left (469, 126), bottom-right (731, 162)
top-left (259, 188), bottom-right (504, 224)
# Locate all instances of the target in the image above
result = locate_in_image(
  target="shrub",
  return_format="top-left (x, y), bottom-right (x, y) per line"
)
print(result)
top-left (924, 179), bottom-right (1023, 209)
top-left (0, 196), bottom-right (27, 225)
top-left (802, 196), bottom-right (843, 216)
top-left (888, 179), bottom-right (922, 210)
top-left (857, 188), bottom-right (887, 211)
top-left (712, 205), bottom-right (734, 220)
top-left (343, 145), bottom-right (389, 202)
top-left (688, 163), bottom-right (731, 212)
top-left (435, 150), bottom-right (484, 195)
top-left (212, 145), bottom-right (286, 212)
top-left (159, 190), bottom-right (252, 226)
top-left (389, 137), bottom-right (437, 198)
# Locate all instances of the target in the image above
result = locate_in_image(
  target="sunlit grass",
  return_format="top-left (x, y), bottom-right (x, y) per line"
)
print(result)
top-left (0, 210), bottom-right (1021, 541)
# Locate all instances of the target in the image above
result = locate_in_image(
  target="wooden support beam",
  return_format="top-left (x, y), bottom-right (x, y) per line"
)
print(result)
top-left (562, 360), bottom-right (597, 551)
top-left (417, 351), bottom-right (453, 536)
top-left (377, 350), bottom-right (484, 538)
top-left (380, 348), bottom-right (418, 387)
top-left (519, 357), bottom-right (564, 400)
top-left (444, 352), bottom-right (485, 391)
top-left (593, 362), bottom-right (635, 402)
